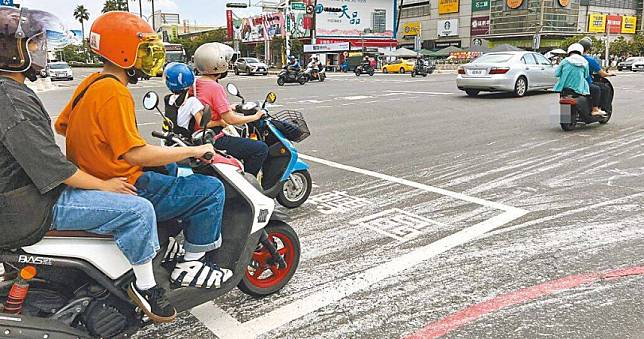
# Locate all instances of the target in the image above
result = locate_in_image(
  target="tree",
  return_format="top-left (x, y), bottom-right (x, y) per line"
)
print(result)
top-left (102, 0), bottom-right (129, 13)
top-left (173, 28), bottom-right (228, 59)
top-left (609, 36), bottom-right (631, 57)
top-left (73, 5), bottom-right (89, 43)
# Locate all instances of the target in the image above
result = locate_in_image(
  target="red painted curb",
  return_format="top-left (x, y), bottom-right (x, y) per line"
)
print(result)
top-left (406, 265), bottom-right (644, 339)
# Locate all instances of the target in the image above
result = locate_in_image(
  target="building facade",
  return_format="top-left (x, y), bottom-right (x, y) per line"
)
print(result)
top-left (397, 0), bottom-right (643, 50)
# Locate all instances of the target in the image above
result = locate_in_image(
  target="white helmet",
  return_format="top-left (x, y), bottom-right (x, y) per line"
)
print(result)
top-left (567, 43), bottom-right (584, 55)
top-left (193, 42), bottom-right (234, 75)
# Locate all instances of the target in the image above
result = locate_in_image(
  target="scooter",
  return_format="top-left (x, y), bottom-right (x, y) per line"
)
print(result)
top-left (277, 67), bottom-right (307, 86)
top-left (226, 83), bottom-right (313, 208)
top-left (559, 77), bottom-right (614, 131)
top-left (0, 95), bottom-right (301, 338)
top-left (304, 62), bottom-right (326, 82)
top-left (354, 63), bottom-right (375, 77)
top-left (411, 62), bottom-right (434, 77)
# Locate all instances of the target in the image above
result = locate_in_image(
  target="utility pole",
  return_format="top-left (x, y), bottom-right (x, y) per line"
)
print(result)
top-left (285, 0), bottom-right (291, 57)
top-left (138, 0), bottom-right (143, 17)
top-left (150, 0), bottom-right (156, 31)
top-left (605, 27), bottom-right (610, 67)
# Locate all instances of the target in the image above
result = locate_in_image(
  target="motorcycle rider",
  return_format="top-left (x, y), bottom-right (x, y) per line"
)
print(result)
top-left (285, 55), bottom-right (301, 78)
top-left (554, 43), bottom-right (602, 115)
top-left (54, 12), bottom-right (233, 318)
top-left (163, 62), bottom-right (204, 135)
top-left (190, 42), bottom-right (269, 176)
top-left (0, 7), bottom-right (176, 323)
top-left (307, 55), bottom-right (320, 79)
top-left (579, 37), bottom-right (614, 115)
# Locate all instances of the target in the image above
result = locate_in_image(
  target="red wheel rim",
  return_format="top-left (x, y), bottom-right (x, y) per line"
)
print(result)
top-left (245, 231), bottom-right (295, 289)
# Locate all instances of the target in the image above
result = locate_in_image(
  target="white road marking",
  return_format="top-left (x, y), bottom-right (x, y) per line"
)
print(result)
top-left (342, 95), bottom-right (373, 100)
top-left (385, 90), bottom-right (455, 95)
top-left (192, 155), bottom-right (527, 338)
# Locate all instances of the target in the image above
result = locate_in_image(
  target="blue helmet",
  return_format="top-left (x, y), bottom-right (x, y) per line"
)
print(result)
top-left (164, 62), bottom-right (195, 93)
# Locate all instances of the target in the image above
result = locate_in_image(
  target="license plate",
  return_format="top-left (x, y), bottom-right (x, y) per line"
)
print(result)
top-left (468, 69), bottom-right (484, 75)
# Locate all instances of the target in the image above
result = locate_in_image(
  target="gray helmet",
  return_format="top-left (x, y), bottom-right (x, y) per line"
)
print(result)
top-left (0, 6), bottom-right (69, 74)
top-left (579, 37), bottom-right (592, 53)
top-left (193, 42), bottom-right (234, 75)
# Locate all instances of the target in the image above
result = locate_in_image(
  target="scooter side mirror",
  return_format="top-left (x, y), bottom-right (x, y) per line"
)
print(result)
top-left (265, 92), bottom-right (277, 104)
top-left (142, 91), bottom-right (159, 110)
top-left (226, 83), bottom-right (240, 97)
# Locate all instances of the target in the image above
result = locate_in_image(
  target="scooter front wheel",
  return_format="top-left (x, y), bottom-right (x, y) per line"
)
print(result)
top-left (277, 77), bottom-right (285, 86)
top-left (277, 170), bottom-right (312, 208)
top-left (238, 221), bottom-right (300, 298)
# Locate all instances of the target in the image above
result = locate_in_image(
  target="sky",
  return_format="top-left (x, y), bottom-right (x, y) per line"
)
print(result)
top-left (16, 0), bottom-right (262, 36)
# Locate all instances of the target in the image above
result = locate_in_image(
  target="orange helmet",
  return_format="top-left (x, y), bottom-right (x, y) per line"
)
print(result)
top-left (89, 11), bottom-right (165, 76)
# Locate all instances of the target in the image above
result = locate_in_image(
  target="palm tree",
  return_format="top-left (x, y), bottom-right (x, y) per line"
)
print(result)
top-left (73, 5), bottom-right (89, 42)
top-left (102, 0), bottom-right (129, 13)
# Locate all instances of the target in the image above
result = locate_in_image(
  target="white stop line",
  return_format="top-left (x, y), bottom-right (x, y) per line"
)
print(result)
top-left (190, 154), bottom-right (528, 338)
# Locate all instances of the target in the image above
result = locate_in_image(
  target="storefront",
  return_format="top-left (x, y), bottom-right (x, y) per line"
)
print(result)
top-left (303, 42), bottom-right (351, 68)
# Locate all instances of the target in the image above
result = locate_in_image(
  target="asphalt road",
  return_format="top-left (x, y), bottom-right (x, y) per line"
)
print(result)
top-left (38, 68), bottom-right (644, 339)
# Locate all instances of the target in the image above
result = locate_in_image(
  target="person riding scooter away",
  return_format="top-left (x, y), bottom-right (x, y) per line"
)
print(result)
top-left (307, 55), bottom-right (321, 78)
top-left (285, 55), bottom-right (301, 75)
top-left (0, 7), bottom-right (176, 323)
top-left (54, 12), bottom-right (233, 319)
top-left (554, 43), bottom-right (606, 116)
top-left (190, 42), bottom-right (269, 176)
top-left (579, 37), bottom-right (615, 113)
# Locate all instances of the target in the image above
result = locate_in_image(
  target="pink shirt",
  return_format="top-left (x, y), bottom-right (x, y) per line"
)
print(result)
top-left (190, 78), bottom-right (229, 124)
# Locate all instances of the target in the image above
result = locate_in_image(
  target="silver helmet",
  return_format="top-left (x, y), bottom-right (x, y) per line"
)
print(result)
top-left (193, 42), bottom-right (234, 75)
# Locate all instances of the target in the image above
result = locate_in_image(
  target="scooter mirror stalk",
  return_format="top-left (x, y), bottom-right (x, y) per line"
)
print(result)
top-left (142, 91), bottom-right (159, 110)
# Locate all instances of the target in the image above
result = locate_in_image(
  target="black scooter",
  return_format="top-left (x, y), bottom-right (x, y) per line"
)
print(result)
top-left (559, 77), bottom-right (614, 131)
top-left (354, 63), bottom-right (375, 76)
top-left (411, 62), bottom-right (435, 77)
top-left (277, 67), bottom-right (307, 86)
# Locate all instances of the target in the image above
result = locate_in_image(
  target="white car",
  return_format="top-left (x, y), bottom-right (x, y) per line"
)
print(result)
top-left (45, 62), bottom-right (73, 81)
top-left (233, 57), bottom-right (269, 76)
top-left (631, 60), bottom-right (644, 72)
top-left (457, 51), bottom-right (556, 97)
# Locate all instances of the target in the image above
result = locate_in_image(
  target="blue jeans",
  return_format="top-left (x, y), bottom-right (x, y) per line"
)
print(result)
top-left (214, 135), bottom-right (268, 176)
top-left (135, 170), bottom-right (225, 253)
top-left (51, 187), bottom-right (159, 265)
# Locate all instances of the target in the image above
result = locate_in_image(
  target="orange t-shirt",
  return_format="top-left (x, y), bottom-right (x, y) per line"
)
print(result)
top-left (55, 73), bottom-right (146, 184)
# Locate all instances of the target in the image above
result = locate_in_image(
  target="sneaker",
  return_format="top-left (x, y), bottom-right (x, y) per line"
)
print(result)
top-left (592, 109), bottom-right (607, 117)
top-left (127, 283), bottom-right (177, 323)
top-left (170, 256), bottom-right (233, 289)
top-left (162, 237), bottom-right (185, 264)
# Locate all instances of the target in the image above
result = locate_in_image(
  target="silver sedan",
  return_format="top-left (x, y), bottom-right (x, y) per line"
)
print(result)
top-left (456, 51), bottom-right (556, 97)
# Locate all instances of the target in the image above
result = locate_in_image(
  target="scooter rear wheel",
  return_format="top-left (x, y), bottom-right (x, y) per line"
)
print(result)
top-left (277, 170), bottom-right (312, 208)
top-left (277, 77), bottom-right (285, 86)
top-left (238, 221), bottom-right (300, 297)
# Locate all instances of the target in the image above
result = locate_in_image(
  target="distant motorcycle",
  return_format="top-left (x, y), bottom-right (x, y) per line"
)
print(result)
top-left (354, 63), bottom-right (375, 77)
top-left (559, 77), bottom-right (614, 131)
top-left (277, 67), bottom-right (307, 86)
top-left (411, 63), bottom-right (435, 77)
top-left (304, 62), bottom-right (326, 82)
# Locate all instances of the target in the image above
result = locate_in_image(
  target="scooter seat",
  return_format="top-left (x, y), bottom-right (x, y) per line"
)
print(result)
top-left (559, 97), bottom-right (577, 105)
top-left (45, 230), bottom-right (113, 239)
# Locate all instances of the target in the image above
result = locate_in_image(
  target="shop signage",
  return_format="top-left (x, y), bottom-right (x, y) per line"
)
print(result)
top-left (403, 22), bottom-right (421, 37)
top-left (606, 15), bottom-right (622, 34)
top-left (470, 16), bottom-right (489, 36)
top-left (315, 0), bottom-right (396, 38)
top-left (622, 16), bottom-right (637, 34)
top-left (438, 0), bottom-right (459, 15)
top-left (588, 13), bottom-right (606, 33)
top-left (558, 0), bottom-right (570, 7)
top-left (472, 38), bottom-right (483, 46)
top-left (472, 0), bottom-right (490, 11)
top-left (438, 19), bottom-right (458, 37)
top-left (435, 40), bottom-right (461, 48)
top-left (304, 42), bottom-right (350, 53)
top-left (226, 10), bottom-right (233, 40)
top-left (1, 0), bottom-right (13, 6)
top-left (506, 0), bottom-right (524, 9)
top-left (291, 2), bottom-right (305, 10)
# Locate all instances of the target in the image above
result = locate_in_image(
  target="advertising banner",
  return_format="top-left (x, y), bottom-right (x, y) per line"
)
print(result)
top-left (437, 19), bottom-right (458, 37)
top-left (304, 42), bottom-right (350, 53)
top-left (315, 0), bottom-right (396, 38)
top-left (505, 0), bottom-right (524, 10)
top-left (240, 13), bottom-right (285, 42)
top-left (403, 22), bottom-right (421, 37)
top-left (438, 0), bottom-right (459, 15)
top-left (472, 0), bottom-right (490, 11)
top-left (588, 13), bottom-right (606, 33)
top-left (470, 16), bottom-right (489, 36)
top-left (286, 6), bottom-right (309, 38)
top-left (226, 10), bottom-right (233, 40)
top-left (621, 16), bottom-right (637, 34)
top-left (606, 15), bottom-right (622, 34)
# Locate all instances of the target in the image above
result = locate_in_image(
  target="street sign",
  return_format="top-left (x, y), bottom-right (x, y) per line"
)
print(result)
top-left (533, 33), bottom-right (541, 50)
top-left (226, 2), bottom-right (248, 8)
top-left (1, 0), bottom-right (14, 6)
top-left (291, 2), bottom-right (305, 10)
top-left (414, 36), bottom-right (422, 52)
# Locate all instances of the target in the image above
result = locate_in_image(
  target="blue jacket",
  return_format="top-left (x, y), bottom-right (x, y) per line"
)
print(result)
top-left (554, 54), bottom-right (590, 95)
top-left (583, 55), bottom-right (601, 84)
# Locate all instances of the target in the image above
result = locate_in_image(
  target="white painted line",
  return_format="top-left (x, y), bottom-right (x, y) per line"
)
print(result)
top-left (384, 90), bottom-right (455, 95)
top-left (342, 95), bottom-right (373, 100)
top-left (299, 154), bottom-right (524, 213)
top-left (244, 210), bottom-right (525, 336)
top-left (190, 303), bottom-right (254, 339)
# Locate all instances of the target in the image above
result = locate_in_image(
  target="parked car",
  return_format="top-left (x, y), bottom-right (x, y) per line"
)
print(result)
top-left (630, 59), bottom-right (644, 72)
top-left (44, 62), bottom-right (73, 81)
top-left (617, 57), bottom-right (644, 71)
top-left (456, 51), bottom-right (556, 97)
top-left (382, 59), bottom-right (415, 74)
top-left (233, 57), bottom-right (268, 76)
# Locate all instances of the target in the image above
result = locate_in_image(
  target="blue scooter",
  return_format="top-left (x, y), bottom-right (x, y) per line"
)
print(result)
top-left (225, 83), bottom-right (312, 208)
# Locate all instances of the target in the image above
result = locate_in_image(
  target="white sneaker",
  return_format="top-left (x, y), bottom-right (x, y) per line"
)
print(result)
top-left (170, 256), bottom-right (233, 289)
top-left (162, 237), bottom-right (185, 264)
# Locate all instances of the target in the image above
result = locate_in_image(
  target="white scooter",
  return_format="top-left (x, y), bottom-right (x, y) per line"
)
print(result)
top-left (303, 61), bottom-right (326, 82)
top-left (0, 97), bottom-right (300, 338)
